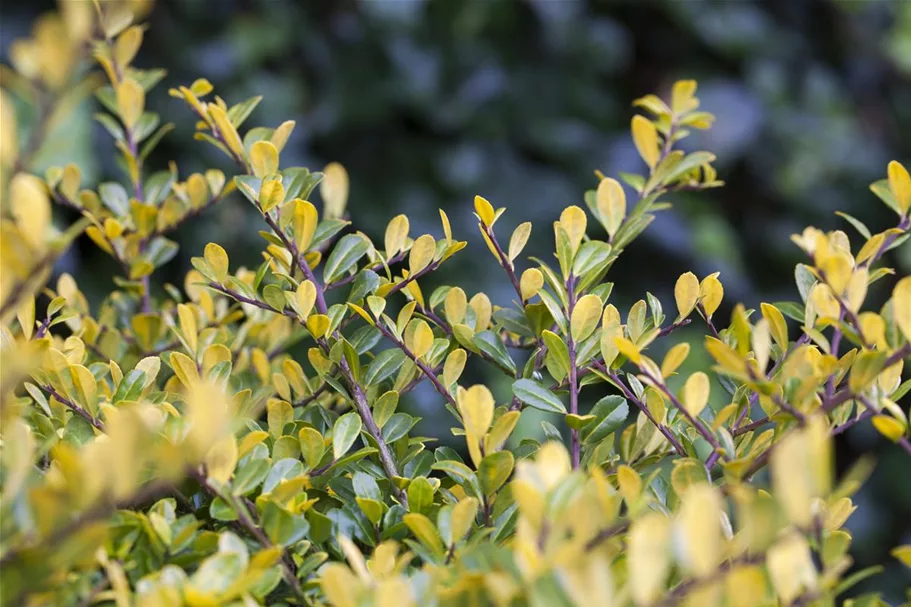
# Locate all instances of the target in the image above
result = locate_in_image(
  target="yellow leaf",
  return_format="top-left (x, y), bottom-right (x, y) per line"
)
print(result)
top-left (204, 435), bottom-right (238, 484)
top-left (444, 287), bottom-right (467, 325)
top-left (320, 563), bottom-right (362, 607)
top-left (449, 497), bottom-right (479, 544)
top-left (893, 276), bottom-right (911, 341)
top-left (470, 293), bottom-right (492, 331)
top-left (320, 162), bottom-right (349, 220)
top-left (474, 195), bottom-right (495, 226)
top-left (660, 342), bottom-right (690, 378)
top-left (675, 271), bottom-right (699, 319)
top-left (410, 319), bottom-right (433, 359)
top-left (0, 89), bottom-right (18, 166)
top-left (631, 115), bottom-right (660, 169)
top-left (177, 303), bottom-right (198, 355)
top-left (442, 348), bottom-right (467, 387)
top-left (677, 484), bottom-right (722, 576)
top-left (486, 410), bottom-right (520, 453)
top-left (69, 364), bottom-right (98, 415)
top-left (10, 173), bottom-right (50, 250)
top-left (683, 371), bottom-right (709, 417)
top-left (600, 304), bottom-right (622, 366)
top-left (207, 104), bottom-right (246, 163)
top-left (596, 177), bottom-right (626, 239)
top-left (699, 273), bottom-right (724, 318)
top-left (403, 513), bottom-right (444, 555)
top-left (170, 351), bottom-right (199, 389)
top-left (201, 345), bottom-right (230, 376)
top-left (725, 566), bottom-right (769, 607)
top-left (767, 533), bottom-right (817, 605)
top-left (250, 140), bottom-right (279, 178)
top-left (377, 578), bottom-right (414, 607)
top-left (384, 214), bottom-right (410, 258)
top-left (614, 336), bottom-right (641, 366)
top-left (291, 198), bottom-right (318, 252)
top-left (296, 280), bottom-right (317, 320)
top-left (752, 318), bottom-right (771, 373)
top-left (508, 222), bottom-right (532, 262)
top-left (761, 303), bottom-right (788, 351)
top-left (570, 294), bottom-right (602, 342)
top-left (409, 234), bottom-right (435, 275)
top-left (616, 464), bottom-right (642, 504)
top-left (892, 545), bottom-right (911, 568)
top-left (439, 209), bottom-right (453, 242)
top-left (671, 80), bottom-right (699, 115)
top-left (307, 314), bottom-right (330, 339)
top-left (519, 268), bottom-right (544, 302)
top-left (114, 25), bottom-right (143, 68)
top-left (271, 120), bottom-right (296, 152)
top-left (115, 78), bottom-right (144, 129)
top-left (559, 205), bottom-right (587, 256)
top-left (872, 415), bottom-right (905, 442)
top-left (628, 513), bottom-right (671, 605)
top-left (204, 242), bottom-right (229, 283)
top-left (259, 178), bottom-right (285, 213)
top-left (821, 249), bottom-right (853, 296)
top-left (887, 160), bottom-right (911, 214)
top-left (17, 297), bottom-right (35, 340)
top-left (460, 384), bottom-right (494, 440)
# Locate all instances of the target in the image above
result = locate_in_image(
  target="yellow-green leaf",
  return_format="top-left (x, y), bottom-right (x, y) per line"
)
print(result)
top-left (570, 294), bottom-right (602, 342)
top-left (403, 513), bottom-right (444, 555)
top-left (508, 222), bottom-right (532, 262)
top-left (291, 198), bottom-right (319, 252)
top-left (203, 243), bottom-right (229, 283)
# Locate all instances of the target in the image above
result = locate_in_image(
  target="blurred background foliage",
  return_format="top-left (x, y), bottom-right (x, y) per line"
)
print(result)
top-left (3, 0), bottom-right (910, 597)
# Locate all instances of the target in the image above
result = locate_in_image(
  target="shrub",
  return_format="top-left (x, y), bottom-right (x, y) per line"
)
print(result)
top-left (2, 3), bottom-right (910, 606)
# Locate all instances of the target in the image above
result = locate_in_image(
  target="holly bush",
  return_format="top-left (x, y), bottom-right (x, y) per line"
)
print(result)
top-left (2, 3), bottom-right (911, 607)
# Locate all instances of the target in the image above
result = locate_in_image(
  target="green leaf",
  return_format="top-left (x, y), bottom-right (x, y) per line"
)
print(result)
top-left (473, 330), bottom-right (517, 376)
top-left (478, 451), bottom-right (514, 497)
top-left (512, 379), bottom-right (566, 414)
top-left (582, 396), bottom-right (628, 444)
top-left (323, 234), bottom-right (370, 284)
top-left (364, 348), bottom-right (407, 387)
top-left (407, 477), bottom-right (435, 515)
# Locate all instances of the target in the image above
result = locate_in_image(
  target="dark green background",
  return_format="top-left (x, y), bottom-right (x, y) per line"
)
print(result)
top-left (3, 0), bottom-right (910, 598)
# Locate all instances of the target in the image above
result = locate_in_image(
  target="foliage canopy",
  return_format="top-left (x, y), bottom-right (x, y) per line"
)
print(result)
top-left (1, 3), bottom-right (910, 606)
